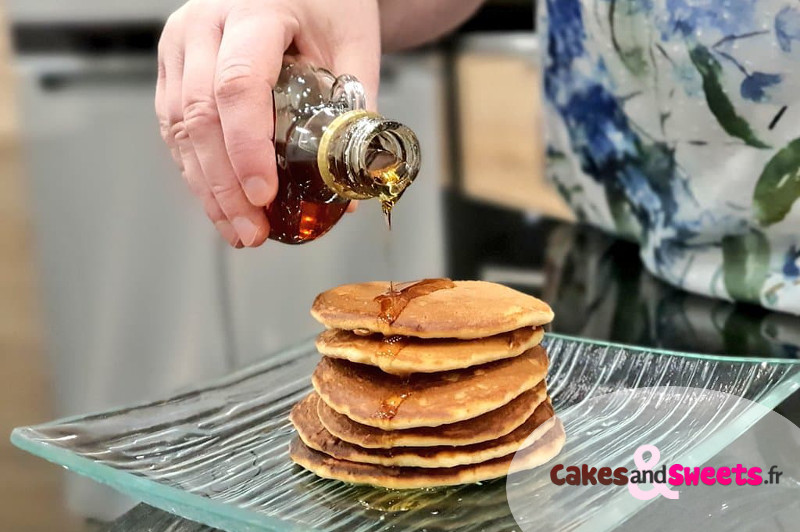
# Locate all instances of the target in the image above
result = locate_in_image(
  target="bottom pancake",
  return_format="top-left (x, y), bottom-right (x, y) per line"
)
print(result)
top-left (289, 417), bottom-right (565, 489)
top-left (292, 392), bottom-right (555, 468)
top-left (316, 381), bottom-right (548, 448)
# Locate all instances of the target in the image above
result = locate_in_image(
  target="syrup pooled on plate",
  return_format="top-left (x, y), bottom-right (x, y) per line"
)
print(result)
top-left (374, 278), bottom-right (457, 325)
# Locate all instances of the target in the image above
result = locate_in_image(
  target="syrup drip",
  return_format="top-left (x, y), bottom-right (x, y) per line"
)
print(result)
top-left (375, 391), bottom-right (412, 420)
top-left (507, 328), bottom-right (529, 349)
top-left (381, 200), bottom-right (394, 229)
top-left (376, 335), bottom-right (408, 360)
top-left (366, 148), bottom-right (404, 230)
top-left (374, 278), bottom-right (457, 325)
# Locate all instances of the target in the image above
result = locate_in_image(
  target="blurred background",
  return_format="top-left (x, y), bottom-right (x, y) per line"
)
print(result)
top-left (1, 0), bottom-right (576, 529)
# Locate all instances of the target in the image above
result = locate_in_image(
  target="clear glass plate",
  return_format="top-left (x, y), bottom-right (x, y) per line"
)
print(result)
top-left (11, 335), bottom-right (800, 532)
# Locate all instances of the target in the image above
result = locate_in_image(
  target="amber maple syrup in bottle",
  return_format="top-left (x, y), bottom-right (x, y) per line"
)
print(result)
top-left (269, 59), bottom-right (421, 244)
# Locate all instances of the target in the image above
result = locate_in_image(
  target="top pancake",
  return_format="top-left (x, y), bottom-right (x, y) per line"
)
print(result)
top-left (310, 280), bottom-right (554, 339)
top-left (315, 326), bottom-right (544, 374)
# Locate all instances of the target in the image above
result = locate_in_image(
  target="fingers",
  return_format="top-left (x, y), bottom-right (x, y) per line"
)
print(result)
top-left (179, 141), bottom-right (242, 247)
top-left (182, 6), bottom-right (269, 246)
top-left (159, 7), bottom-right (240, 246)
top-left (157, 0), bottom-right (381, 247)
top-left (155, 57), bottom-right (181, 169)
top-left (156, 9), bottom-right (186, 170)
top-left (215, 8), bottom-right (294, 208)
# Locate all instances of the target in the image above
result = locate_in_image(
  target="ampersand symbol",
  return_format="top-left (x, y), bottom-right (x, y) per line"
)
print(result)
top-left (627, 445), bottom-right (679, 500)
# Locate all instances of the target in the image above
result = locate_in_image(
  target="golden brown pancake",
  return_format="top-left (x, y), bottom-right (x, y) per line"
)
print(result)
top-left (317, 381), bottom-right (548, 448)
top-left (315, 326), bottom-right (545, 375)
top-left (310, 280), bottom-right (554, 339)
top-left (291, 393), bottom-right (555, 468)
top-left (289, 417), bottom-right (566, 489)
top-left (312, 346), bottom-right (549, 430)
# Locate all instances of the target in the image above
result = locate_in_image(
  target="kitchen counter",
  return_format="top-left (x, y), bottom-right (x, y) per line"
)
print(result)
top-left (100, 190), bottom-right (800, 530)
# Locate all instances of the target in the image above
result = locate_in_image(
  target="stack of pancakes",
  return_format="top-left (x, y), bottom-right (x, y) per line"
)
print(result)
top-left (289, 279), bottom-right (565, 489)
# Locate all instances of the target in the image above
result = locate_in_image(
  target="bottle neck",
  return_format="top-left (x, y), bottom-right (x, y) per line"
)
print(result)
top-left (317, 110), bottom-right (420, 206)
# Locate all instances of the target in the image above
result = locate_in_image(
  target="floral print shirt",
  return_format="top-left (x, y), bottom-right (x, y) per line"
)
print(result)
top-left (540, 0), bottom-right (800, 315)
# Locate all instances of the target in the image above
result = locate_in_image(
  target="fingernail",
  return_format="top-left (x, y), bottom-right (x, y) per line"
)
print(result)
top-left (232, 216), bottom-right (261, 246)
top-left (242, 177), bottom-right (273, 206)
top-left (214, 221), bottom-right (238, 245)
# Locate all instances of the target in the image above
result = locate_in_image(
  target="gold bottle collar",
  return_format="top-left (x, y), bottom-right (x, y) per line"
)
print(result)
top-left (317, 109), bottom-right (381, 200)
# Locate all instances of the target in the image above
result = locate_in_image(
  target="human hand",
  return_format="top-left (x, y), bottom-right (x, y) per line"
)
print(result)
top-left (156, 0), bottom-right (380, 246)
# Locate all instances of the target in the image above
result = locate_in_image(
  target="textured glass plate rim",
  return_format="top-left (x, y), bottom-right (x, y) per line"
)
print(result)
top-left (10, 334), bottom-right (800, 532)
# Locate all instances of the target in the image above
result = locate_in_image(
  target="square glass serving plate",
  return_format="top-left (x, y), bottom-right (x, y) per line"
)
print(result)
top-left (11, 335), bottom-right (800, 531)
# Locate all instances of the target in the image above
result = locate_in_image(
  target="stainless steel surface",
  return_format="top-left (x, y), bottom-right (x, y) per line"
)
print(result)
top-left (7, 0), bottom-right (182, 23)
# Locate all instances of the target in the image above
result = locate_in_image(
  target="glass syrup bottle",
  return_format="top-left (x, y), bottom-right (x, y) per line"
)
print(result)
top-left (268, 59), bottom-right (421, 244)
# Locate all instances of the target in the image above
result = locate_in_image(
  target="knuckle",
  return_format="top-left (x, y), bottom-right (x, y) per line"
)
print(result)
top-left (159, 10), bottom-right (183, 50)
top-left (182, 97), bottom-right (219, 133)
top-left (156, 59), bottom-right (166, 80)
top-left (226, 136), bottom-right (267, 160)
top-left (182, 0), bottom-right (211, 26)
top-left (158, 120), bottom-right (172, 142)
top-left (158, 17), bottom-right (187, 67)
top-left (208, 180), bottom-right (240, 200)
top-left (169, 120), bottom-right (190, 143)
top-left (215, 63), bottom-right (259, 102)
top-left (166, 8), bottom-right (184, 27)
